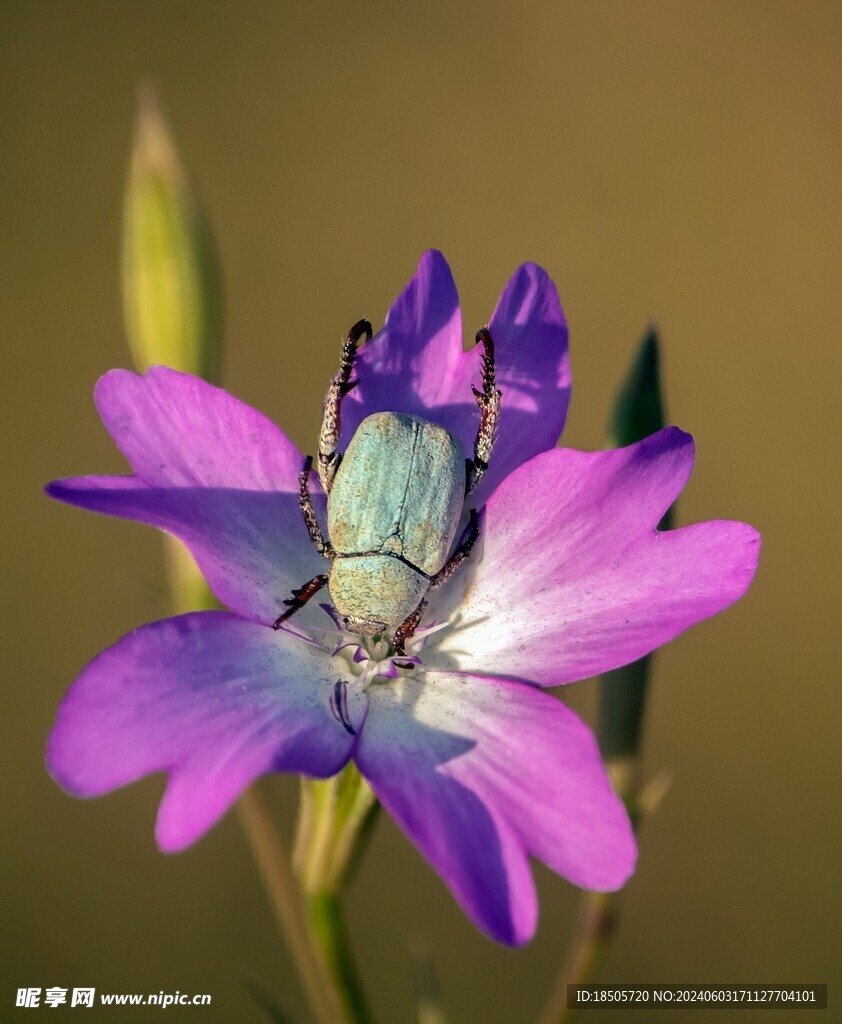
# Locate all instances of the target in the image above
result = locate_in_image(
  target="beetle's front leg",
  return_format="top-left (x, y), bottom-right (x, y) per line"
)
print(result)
top-left (466, 327), bottom-right (502, 495)
top-left (298, 455), bottom-right (335, 558)
top-left (318, 318), bottom-right (372, 493)
top-left (273, 573), bottom-right (330, 629)
top-left (429, 509), bottom-right (480, 588)
top-left (392, 599), bottom-right (427, 656)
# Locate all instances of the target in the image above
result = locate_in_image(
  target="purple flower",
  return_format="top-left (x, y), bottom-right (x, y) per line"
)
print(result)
top-left (46, 251), bottom-right (759, 945)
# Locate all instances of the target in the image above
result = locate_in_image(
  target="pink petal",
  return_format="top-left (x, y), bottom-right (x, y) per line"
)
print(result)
top-left (46, 366), bottom-right (324, 623)
top-left (355, 671), bottom-right (634, 946)
top-left (429, 428), bottom-right (760, 686)
top-left (46, 613), bottom-right (360, 851)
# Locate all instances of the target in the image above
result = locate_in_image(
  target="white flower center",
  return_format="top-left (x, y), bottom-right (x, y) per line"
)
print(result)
top-left (281, 605), bottom-right (453, 691)
top-left (333, 620), bottom-right (450, 689)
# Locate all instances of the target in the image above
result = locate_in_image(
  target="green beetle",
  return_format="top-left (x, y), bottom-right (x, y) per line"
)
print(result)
top-left (273, 319), bottom-right (501, 654)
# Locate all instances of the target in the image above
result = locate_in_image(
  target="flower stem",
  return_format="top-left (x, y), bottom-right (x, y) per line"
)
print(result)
top-left (294, 766), bottom-right (379, 1024)
top-left (534, 892), bottom-right (615, 1024)
top-left (237, 785), bottom-right (347, 1024)
top-left (536, 756), bottom-right (635, 1024)
top-left (164, 535), bottom-right (216, 614)
top-left (409, 937), bottom-right (448, 1024)
top-left (535, 768), bottom-right (671, 1024)
top-left (304, 892), bottom-right (373, 1024)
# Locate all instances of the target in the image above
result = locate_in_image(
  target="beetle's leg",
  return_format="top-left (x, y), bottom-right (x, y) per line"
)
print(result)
top-left (392, 599), bottom-right (427, 656)
top-left (466, 328), bottom-right (502, 495)
top-left (429, 509), bottom-right (480, 588)
top-left (298, 455), bottom-right (335, 558)
top-left (273, 573), bottom-right (330, 629)
top-left (318, 318), bottom-right (372, 493)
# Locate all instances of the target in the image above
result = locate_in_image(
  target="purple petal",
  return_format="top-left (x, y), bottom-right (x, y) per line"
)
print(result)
top-left (429, 428), bottom-right (760, 686)
top-left (342, 250), bottom-right (472, 441)
top-left (343, 253), bottom-right (571, 497)
top-left (46, 478), bottom-right (324, 625)
top-left (478, 262), bottom-right (571, 501)
top-left (355, 672), bottom-right (634, 945)
top-left (46, 612), bottom-right (360, 851)
top-left (93, 365), bottom-right (303, 488)
top-left (46, 366), bottom-right (324, 623)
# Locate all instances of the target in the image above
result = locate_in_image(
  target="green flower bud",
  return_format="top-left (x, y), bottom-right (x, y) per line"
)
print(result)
top-left (122, 86), bottom-right (221, 381)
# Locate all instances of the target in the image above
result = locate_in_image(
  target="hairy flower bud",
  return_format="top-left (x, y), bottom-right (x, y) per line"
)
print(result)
top-left (122, 86), bottom-right (221, 381)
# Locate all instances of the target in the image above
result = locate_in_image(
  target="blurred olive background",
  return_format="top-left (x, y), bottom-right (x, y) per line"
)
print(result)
top-left (3, 1), bottom-right (839, 1021)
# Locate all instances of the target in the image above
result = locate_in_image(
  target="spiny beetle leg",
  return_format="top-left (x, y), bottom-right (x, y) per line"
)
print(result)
top-left (273, 573), bottom-right (330, 629)
top-left (318, 318), bottom-right (372, 493)
top-left (430, 509), bottom-right (480, 588)
top-left (466, 327), bottom-right (502, 495)
top-left (392, 599), bottom-right (427, 656)
top-left (298, 455), bottom-right (334, 558)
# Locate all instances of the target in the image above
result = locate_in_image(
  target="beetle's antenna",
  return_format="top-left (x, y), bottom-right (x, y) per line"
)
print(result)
top-left (466, 328), bottom-right (502, 494)
top-left (318, 318), bottom-right (372, 494)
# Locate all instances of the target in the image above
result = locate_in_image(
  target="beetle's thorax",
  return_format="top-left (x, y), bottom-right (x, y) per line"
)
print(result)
top-left (328, 552), bottom-right (428, 636)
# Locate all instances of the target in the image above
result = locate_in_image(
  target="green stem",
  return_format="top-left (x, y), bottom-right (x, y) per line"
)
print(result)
top-left (294, 766), bottom-right (379, 1024)
top-left (409, 938), bottom-right (448, 1024)
top-left (536, 766), bottom-right (671, 1024)
top-left (305, 892), bottom-right (374, 1024)
top-left (535, 893), bottom-right (616, 1024)
top-left (238, 786), bottom-right (347, 1024)
top-left (164, 534), bottom-right (216, 614)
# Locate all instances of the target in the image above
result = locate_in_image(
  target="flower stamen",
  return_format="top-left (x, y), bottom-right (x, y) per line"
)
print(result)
top-left (328, 679), bottom-right (356, 736)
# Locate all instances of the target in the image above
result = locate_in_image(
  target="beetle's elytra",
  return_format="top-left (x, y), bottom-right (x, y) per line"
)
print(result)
top-left (273, 319), bottom-right (501, 654)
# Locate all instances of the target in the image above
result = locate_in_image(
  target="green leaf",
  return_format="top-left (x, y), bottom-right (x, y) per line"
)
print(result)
top-left (599, 328), bottom-right (672, 778)
top-left (606, 326), bottom-right (667, 453)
